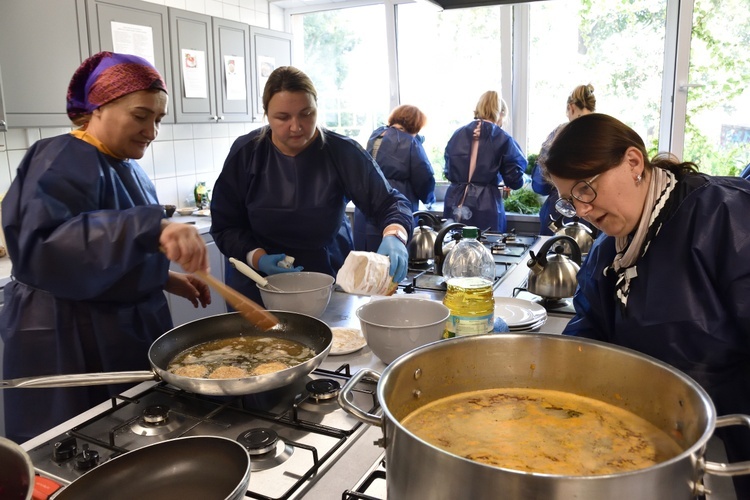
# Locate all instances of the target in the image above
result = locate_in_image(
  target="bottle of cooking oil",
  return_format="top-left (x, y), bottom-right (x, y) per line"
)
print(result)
top-left (442, 226), bottom-right (495, 281)
top-left (441, 226), bottom-right (496, 338)
top-left (442, 277), bottom-right (494, 338)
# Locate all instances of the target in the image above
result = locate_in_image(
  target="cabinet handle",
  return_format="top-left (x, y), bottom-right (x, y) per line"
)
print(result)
top-left (0, 120), bottom-right (6, 132)
top-left (217, 116), bottom-right (225, 121)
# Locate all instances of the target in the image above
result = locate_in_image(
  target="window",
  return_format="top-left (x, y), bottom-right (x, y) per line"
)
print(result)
top-left (527, 0), bottom-right (669, 157)
top-left (397, 3), bottom-right (504, 174)
top-left (292, 5), bottom-right (390, 147)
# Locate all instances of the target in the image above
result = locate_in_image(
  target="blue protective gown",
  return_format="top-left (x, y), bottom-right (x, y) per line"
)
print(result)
top-left (353, 125), bottom-right (436, 251)
top-left (210, 128), bottom-right (413, 304)
top-left (565, 173), bottom-right (750, 497)
top-left (442, 120), bottom-right (526, 232)
top-left (0, 133), bottom-right (171, 444)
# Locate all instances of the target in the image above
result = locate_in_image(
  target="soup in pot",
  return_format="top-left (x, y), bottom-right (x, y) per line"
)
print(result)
top-left (167, 336), bottom-right (315, 379)
top-left (401, 387), bottom-right (683, 476)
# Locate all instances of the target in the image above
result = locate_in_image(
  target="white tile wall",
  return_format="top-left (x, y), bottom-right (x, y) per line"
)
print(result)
top-left (0, 0), bottom-right (283, 205)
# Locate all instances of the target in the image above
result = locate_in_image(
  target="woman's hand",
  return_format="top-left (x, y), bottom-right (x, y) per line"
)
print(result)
top-left (159, 220), bottom-right (209, 273)
top-left (165, 271), bottom-right (211, 308)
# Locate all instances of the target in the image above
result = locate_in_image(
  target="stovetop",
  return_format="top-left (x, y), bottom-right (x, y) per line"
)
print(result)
top-left (28, 365), bottom-right (378, 500)
top-left (400, 231), bottom-right (538, 294)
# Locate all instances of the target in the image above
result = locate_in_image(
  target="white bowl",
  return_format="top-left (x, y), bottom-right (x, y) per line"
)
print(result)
top-left (176, 207), bottom-right (196, 216)
top-left (258, 272), bottom-right (335, 318)
top-left (356, 297), bottom-right (450, 364)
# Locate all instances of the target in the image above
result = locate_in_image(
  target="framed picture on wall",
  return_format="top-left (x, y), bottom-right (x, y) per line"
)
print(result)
top-left (249, 26), bottom-right (293, 120)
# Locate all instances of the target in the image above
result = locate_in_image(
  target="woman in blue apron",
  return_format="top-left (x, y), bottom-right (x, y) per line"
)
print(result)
top-left (354, 104), bottom-right (436, 251)
top-left (544, 113), bottom-right (750, 498)
top-left (443, 90), bottom-right (526, 233)
top-left (0, 52), bottom-right (210, 444)
top-left (210, 66), bottom-right (412, 304)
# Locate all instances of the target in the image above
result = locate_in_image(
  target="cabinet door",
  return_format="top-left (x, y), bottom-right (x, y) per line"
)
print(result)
top-left (0, 0), bottom-right (88, 128)
top-left (250, 27), bottom-right (293, 121)
top-left (169, 9), bottom-right (216, 123)
top-left (84, 0), bottom-right (174, 123)
top-left (213, 18), bottom-right (253, 122)
top-left (166, 235), bottom-right (227, 327)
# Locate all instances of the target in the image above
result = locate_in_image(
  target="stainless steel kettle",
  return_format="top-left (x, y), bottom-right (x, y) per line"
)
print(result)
top-left (408, 211), bottom-right (442, 264)
top-left (434, 222), bottom-right (465, 275)
top-left (548, 216), bottom-right (595, 257)
top-left (527, 235), bottom-right (582, 299)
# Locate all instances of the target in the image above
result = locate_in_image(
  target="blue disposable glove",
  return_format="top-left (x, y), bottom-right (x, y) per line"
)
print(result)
top-left (258, 254), bottom-right (304, 276)
top-left (377, 235), bottom-right (408, 284)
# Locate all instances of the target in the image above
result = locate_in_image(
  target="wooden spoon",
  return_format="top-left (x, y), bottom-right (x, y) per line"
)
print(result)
top-left (194, 270), bottom-right (279, 331)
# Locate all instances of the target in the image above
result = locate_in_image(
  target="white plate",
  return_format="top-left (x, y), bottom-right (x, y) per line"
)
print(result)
top-left (494, 297), bottom-right (547, 328)
top-left (329, 327), bottom-right (367, 355)
top-left (194, 209), bottom-right (211, 217)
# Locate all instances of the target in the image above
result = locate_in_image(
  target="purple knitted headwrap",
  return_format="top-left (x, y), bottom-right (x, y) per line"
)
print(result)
top-left (66, 52), bottom-right (167, 121)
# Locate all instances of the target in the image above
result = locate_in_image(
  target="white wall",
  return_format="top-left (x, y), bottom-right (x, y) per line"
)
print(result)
top-left (0, 0), bottom-right (287, 207)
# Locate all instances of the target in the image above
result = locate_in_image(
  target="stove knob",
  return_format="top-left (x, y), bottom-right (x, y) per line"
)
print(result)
top-left (74, 444), bottom-right (100, 471)
top-left (52, 436), bottom-right (77, 462)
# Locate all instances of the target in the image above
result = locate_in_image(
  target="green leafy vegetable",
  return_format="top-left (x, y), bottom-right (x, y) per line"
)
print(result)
top-left (505, 188), bottom-right (542, 215)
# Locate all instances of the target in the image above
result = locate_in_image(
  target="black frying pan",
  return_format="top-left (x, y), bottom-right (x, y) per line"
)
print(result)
top-left (1, 311), bottom-right (332, 396)
top-left (51, 436), bottom-right (250, 500)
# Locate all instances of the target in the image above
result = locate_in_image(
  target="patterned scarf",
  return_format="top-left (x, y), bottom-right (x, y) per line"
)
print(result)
top-left (606, 168), bottom-right (676, 311)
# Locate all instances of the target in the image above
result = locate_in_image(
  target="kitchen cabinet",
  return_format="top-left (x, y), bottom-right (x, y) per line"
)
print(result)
top-left (166, 233), bottom-right (226, 327)
top-left (82, 0), bottom-right (175, 123)
top-left (169, 10), bottom-right (253, 123)
top-left (0, 0), bottom-right (88, 128)
top-left (249, 27), bottom-right (293, 121)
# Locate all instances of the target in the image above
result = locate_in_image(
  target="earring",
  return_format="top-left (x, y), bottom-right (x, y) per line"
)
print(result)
top-left (636, 174), bottom-right (642, 185)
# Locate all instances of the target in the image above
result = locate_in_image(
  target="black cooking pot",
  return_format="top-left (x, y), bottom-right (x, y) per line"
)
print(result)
top-left (51, 436), bottom-right (250, 500)
top-left (0, 436), bottom-right (34, 500)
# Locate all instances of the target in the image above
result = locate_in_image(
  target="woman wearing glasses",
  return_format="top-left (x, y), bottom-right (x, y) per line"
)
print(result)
top-left (543, 112), bottom-right (750, 498)
top-left (531, 84), bottom-right (596, 234)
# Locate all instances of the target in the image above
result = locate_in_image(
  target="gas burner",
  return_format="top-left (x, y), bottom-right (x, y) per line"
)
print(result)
top-left (237, 427), bottom-right (294, 471)
top-left (306, 379), bottom-right (341, 402)
top-left (129, 404), bottom-right (185, 437)
top-left (533, 296), bottom-right (573, 311)
top-left (490, 241), bottom-right (507, 254)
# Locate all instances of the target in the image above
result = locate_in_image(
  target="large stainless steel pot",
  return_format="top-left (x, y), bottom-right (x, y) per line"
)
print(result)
top-left (0, 311), bottom-right (332, 396)
top-left (51, 436), bottom-right (250, 500)
top-left (339, 334), bottom-right (750, 499)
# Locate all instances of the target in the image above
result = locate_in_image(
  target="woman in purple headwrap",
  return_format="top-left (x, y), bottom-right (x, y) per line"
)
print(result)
top-left (0, 52), bottom-right (211, 443)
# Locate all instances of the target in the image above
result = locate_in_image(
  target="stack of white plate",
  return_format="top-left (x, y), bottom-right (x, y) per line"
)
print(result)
top-left (494, 297), bottom-right (548, 332)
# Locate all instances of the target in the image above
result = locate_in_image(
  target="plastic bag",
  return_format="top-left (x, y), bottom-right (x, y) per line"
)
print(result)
top-left (337, 251), bottom-right (397, 296)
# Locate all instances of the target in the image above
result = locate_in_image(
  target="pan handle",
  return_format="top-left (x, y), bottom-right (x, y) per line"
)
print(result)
top-left (337, 368), bottom-right (382, 427)
top-left (704, 414), bottom-right (750, 477)
top-left (0, 371), bottom-right (158, 389)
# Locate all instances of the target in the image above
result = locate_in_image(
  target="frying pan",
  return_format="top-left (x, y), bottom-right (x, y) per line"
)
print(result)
top-left (1, 311), bottom-right (332, 396)
top-left (51, 436), bottom-right (251, 500)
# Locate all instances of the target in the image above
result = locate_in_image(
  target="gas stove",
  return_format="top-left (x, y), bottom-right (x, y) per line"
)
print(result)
top-left (27, 365), bottom-right (378, 499)
top-left (399, 231), bottom-right (538, 294)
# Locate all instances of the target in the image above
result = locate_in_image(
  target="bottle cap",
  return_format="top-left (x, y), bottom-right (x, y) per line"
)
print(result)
top-left (461, 226), bottom-right (479, 239)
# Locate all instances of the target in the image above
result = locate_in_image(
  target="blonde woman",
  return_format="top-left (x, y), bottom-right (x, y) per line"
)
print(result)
top-left (442, 90), bottom-right (526, 232)
top-left (532, 84), bottom-right (596, 234)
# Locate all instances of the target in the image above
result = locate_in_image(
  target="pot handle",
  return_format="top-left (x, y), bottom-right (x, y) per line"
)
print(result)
top-left (0, 371), bottom-right (158, 389)
top-left (704, 414), bottom-right (750, 476)
top-left (337, 368), bottom-right (383, 427)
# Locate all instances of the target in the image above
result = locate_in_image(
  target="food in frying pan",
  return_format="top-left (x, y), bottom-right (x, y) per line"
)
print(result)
top-left (172, 364), bottom-right (210, 378)
top-left (401, 387), bottom-right (683, 476)
top-left (250, 361), bottom-right (289, 375)
top-left (208, 366), bottom-right (248, 379)
top-left (168, 336), bottom-right (315, 379)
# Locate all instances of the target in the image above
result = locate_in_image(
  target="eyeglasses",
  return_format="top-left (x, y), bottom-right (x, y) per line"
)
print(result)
top-left (555, 173), bottom-right (601, 218)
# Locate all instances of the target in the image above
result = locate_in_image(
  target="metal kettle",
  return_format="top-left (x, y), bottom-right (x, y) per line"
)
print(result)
top-left (408, 211), bottom-right (442, 264)
top-left (433, 222), bottom-right (465, 275)
top-left (548, 216), bottom-right (595, 257)
top-left (527, 235), bottom-right (582, 299)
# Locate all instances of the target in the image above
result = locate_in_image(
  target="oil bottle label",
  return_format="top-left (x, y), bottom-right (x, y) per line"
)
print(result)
top-left (443, 313), bottom-right (494, 338)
